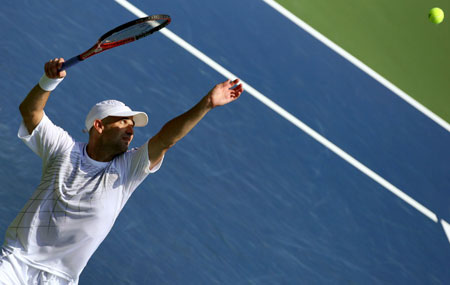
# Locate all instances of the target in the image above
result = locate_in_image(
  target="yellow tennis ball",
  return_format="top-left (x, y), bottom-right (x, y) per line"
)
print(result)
top-left (429, 7), bottom-right (444, 24)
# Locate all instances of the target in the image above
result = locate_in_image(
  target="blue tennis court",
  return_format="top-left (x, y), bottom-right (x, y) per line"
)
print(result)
top-left (1, 0), bottom-right (449, 283)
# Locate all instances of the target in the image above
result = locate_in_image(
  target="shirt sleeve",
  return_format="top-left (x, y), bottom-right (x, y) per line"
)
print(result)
top-left (118, 140), bottom-right (164, 195)
top-left (18, 113), bottom-right (75, 163)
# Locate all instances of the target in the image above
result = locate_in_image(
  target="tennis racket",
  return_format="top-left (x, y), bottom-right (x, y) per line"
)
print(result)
top-left (60, 15), bottom-right (171, 71)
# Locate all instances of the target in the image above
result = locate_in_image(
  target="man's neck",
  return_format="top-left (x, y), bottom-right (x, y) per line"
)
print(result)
top-left (86, 143), bottom-right (116, 162)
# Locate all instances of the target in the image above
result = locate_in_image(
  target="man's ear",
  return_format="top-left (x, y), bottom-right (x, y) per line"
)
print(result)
top-left (93, 119), bottom-right (104, 134)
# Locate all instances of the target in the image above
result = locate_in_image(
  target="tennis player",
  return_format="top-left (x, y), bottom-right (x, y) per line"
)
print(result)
top-left (0, 58), bottom-right (243, 284)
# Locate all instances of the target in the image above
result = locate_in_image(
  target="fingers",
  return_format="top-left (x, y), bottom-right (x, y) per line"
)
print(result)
top-left (229, 83), bottom-right (244, 100)
top-left (230, 79), bottom-right (244, 93)
top-left (231, 87), bottom-right (244, 99)
top-left (225, 78), bottom-right (240, 87)
top-left (208, 78), bottom-right (244, 108)
top-left (231, 82), bottom-right (243, 91)
top-left (225, 79), bottom-right (243, 92)
top-left (44, 58), bottom-right (66, 79)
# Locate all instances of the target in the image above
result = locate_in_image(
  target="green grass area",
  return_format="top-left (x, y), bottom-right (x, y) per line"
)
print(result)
top-left (276, 0), bottom-right (450, 124)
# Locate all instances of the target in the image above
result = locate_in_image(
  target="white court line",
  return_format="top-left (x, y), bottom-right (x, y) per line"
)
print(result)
top-left (441, 219), bottom-right (450, 244)
top-left (263, 0), bottom-right (450, 133)
top-left (114, 0), bottom-right (438, 224)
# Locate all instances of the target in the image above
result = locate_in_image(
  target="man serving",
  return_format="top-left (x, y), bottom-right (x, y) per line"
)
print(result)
top-left (0, 58), bottom-right (243, 284)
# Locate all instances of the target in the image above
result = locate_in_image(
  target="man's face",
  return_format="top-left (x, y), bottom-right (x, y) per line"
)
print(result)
top-left (100, 116), bottom-right (135, 154)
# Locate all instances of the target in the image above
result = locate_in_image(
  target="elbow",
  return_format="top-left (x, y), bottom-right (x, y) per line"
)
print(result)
top-left (19, 104), bottom-right (34, 121)
top-left (161, 138), bottom-right (176, 151)
top-left (19, 102), bottom-right (29, 119)
top-left (19, 102), bottom-right (40, 120)
top-left (19, 100), bottom-right (33, 116)
top-left (19, 102), bottom-right (25, 114)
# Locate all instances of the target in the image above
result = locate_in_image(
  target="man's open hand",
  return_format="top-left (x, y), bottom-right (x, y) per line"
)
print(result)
top-left (207, 79), bottom-right (244, 108)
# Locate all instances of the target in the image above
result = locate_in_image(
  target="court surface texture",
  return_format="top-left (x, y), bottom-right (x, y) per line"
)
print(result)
top-left (1, 0), bottom-right (449, 284)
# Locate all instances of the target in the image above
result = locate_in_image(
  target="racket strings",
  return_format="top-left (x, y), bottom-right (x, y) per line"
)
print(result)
top-left (103, 19), bottom-right (166, 44)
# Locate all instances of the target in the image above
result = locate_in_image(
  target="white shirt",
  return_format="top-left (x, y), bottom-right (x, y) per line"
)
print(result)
top-left (3, 113), bottom-right (162, 282)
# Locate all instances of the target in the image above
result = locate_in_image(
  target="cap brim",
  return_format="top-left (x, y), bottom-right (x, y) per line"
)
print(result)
top-left (111, 111), bottom-right (148, 127)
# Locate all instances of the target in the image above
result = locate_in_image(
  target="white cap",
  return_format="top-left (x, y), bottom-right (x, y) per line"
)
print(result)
top-left (84, 100), bottom-right (148, 132)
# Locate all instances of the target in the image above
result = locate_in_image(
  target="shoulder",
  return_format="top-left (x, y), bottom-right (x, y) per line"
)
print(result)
top-left (113, 146), bottom-right (143, 164)
top-left (112, 142), bottom-right (153, 173)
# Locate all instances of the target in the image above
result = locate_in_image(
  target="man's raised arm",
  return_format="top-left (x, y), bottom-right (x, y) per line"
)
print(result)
top-left (147, 79), bottom-right (244, 169)
top-left (19, 58), bottom-right (66, 134)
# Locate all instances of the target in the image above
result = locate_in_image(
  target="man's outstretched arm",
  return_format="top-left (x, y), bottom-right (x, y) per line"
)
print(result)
top-left (147, 79), bottom-right (244, 169)
top-left (19, 58), bottom-right (66, 134)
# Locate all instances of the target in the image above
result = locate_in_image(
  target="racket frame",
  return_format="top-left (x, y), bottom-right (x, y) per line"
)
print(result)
top-left (60, 15), bottom-right (171, 70)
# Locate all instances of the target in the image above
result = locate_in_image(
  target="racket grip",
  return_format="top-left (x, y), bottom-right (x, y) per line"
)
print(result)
top-left (59, 56), bottom-right (81, 71)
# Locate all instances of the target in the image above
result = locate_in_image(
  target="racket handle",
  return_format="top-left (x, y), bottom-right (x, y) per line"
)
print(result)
top-left (59, 56), bottom-right (81, 71)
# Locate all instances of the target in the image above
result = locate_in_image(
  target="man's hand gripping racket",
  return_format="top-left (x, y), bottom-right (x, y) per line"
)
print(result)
top-left (59, 15), bottom-right (171, 71)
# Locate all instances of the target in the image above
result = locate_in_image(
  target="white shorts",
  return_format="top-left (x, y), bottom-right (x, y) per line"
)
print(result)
top-left (0, 248), bottom-right (76, 285)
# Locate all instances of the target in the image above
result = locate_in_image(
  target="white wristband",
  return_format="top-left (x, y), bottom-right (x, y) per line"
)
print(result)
top-left (39, 74), bottom-right (64, 91)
